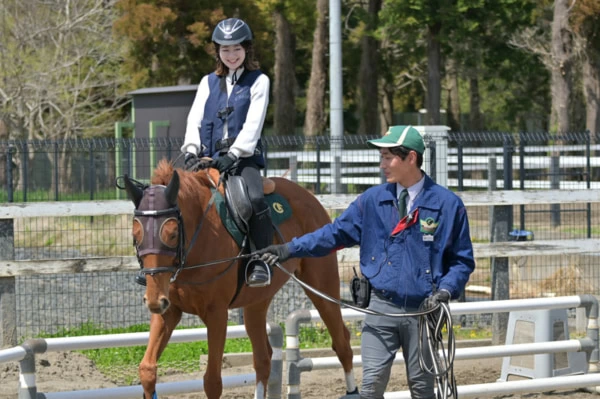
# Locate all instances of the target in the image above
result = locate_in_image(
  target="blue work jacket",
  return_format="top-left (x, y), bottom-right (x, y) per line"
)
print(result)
top-left (288, 174), bottom-right (475, 309)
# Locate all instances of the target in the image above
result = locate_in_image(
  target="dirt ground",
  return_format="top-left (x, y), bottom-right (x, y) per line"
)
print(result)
top-left (1, 350), bottom-right (599, 399)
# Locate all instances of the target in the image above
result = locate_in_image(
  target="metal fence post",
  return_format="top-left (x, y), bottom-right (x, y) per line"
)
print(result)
top-left (519, 132), bottom-right (526, 230)
top-left (289, 155), bottom-right (298, 183)
top-left (0, 215), bottom-right (16, 347)
top-left (22, 144), bottom-right (28, 202)
top-left (263, 140), bottom-right (269, 176)
top-left (89, 145), bottom-right (95, 201)
top-left (586, 131), bottom-right (591, 238)
top-left (490, 135), bottom-right (514, 345)
top-left (550, 155), bottom-right (561, 226)
top-left (6, 145), bottom-right (14, 202)
top-left (457, 141), bottom-right (464, 192)
top-left (1, 144), bottom-right (17, 347)
top-left (315, 143), bottom-right (321, 195)
top-left (54, 142), bottom-right (59, 201)
top-left (428, 141), bottom-right (436, 184)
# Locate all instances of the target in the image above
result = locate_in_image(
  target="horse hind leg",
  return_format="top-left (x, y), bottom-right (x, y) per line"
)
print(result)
top-left (297, 257), bottom-right (359, 398)
top-left (140, 308), bottom-right (182, 398)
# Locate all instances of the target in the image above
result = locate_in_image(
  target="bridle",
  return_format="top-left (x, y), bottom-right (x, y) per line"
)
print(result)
top-left (129, 174), bottom-right (250, 285)
top-left (133, 191), bottom-right (188, 283)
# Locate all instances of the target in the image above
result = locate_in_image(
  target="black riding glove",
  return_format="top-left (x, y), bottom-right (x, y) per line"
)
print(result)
top-left (211, 152), bottom-right (237, 173)
top-left (256, 244), bottom-right (291, 266)
top-left (423, 289), bottom-right (451, 310)
top-left (184, 153), bottom-right (200, 171)
top-left (184, 153), bottom-right (199, 171)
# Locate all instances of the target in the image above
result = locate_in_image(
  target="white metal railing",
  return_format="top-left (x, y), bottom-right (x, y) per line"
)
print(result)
top-left (0, 324), bottom-right (283, 399)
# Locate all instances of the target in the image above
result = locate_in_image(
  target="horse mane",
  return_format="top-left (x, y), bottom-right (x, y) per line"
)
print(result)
top-left (151, 159), bottom-right (220, 204)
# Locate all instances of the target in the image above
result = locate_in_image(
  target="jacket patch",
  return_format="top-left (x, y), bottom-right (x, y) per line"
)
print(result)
top-left (420, 217), bottom-right (439, 234)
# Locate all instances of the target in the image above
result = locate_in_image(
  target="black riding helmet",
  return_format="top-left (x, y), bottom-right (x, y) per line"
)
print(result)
top-left (212, 18), bottom-right (253, 46)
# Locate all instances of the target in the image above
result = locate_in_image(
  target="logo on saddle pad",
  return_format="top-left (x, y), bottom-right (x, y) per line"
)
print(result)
top-left (272, 201), bottom-right (285, 215)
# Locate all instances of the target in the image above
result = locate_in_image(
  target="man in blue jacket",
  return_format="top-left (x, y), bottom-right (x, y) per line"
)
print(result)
top-left (257, 125), bottom-right (475, 399)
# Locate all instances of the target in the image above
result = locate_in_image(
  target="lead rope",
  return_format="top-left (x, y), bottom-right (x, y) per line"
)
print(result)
top-left (418, 301), bottom-right (457, 399)
top-left (270, 261), bottom-right (457, 398)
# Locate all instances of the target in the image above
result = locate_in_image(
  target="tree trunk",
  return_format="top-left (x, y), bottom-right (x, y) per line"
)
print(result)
top-left (303, 0), bottom-right (328, 137)
top-left (380, 82), bottom-right (394, 135)
top-left (469, 77), bottom-right (483, 131)
top-left (273, 10), bottom-right (297, 136)
top-left (426, 23), bottom-right (442, 125)
top-left (445, 57), bottom-right (461, 131)
top-left (357, 0), bottom-right (382, 135)
top-left (582, 51), bottom-right (600, 139)
top-left (549, 0), bottom-right (573, 134)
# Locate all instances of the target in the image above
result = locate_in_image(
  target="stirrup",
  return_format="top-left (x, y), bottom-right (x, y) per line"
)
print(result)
top-left (245, 257), bottom-right (272, 288)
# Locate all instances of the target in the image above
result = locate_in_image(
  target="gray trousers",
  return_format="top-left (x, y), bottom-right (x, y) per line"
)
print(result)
top-left (360, 294), bottom-right (435, 399)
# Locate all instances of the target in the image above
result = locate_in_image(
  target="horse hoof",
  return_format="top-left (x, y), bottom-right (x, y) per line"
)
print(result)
top-left (339, 388), bottom-right (360, 399)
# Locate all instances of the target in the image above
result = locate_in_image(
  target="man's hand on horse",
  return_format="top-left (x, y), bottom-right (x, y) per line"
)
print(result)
top-left (423, 289), bottom-right (450, 310)
top-left (211, 152), bottom-right (237, 173)
top-left (256, 244), bottom-right (291, 266)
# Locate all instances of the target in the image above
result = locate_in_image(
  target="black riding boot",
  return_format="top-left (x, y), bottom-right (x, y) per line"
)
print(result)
top-left (247, 207), bottom-right (274, 287)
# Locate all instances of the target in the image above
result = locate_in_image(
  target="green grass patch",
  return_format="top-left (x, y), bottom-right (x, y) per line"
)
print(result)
top-left (35, 319), bottom-right (490, 384)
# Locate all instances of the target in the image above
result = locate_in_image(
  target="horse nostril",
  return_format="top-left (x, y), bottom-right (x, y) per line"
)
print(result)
top-left (143, 297), bottom-right (147, 305)
top-left (160, 298), bottom-right (170, 310)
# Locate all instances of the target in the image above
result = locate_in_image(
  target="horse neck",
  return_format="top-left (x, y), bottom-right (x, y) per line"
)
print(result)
top-left (180, 185), bottom-right (230, 259)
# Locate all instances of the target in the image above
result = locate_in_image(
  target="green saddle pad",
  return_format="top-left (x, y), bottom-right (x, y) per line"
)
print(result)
top-left (213, 190), bottom-right (292, 247)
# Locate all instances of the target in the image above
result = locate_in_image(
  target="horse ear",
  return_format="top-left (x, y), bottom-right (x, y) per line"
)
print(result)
top-left (165, 170), bottom-right (180, 207)
top-left (123, 174), bottom-right (144, 208)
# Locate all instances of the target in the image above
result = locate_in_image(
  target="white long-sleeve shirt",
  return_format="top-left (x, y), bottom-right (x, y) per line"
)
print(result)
top-left (181, 67), bottom-right (270, 159)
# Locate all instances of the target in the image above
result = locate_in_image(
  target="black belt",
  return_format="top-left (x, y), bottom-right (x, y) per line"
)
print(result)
top-left (215, 137), bottom-right (236, 151)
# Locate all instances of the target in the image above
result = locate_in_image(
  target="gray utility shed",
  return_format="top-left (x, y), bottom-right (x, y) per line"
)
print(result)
top-left (116, 84), bottom-right (198, 180)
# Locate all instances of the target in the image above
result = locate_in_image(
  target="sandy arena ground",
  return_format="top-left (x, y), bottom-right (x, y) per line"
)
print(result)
top-left (1, 348), bottom-right (599, 398)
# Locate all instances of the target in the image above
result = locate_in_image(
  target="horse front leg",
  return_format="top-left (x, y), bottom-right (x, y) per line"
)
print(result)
top-left (140, 308), bottom-right (182, 398)
top-left (202, 307), bottom-right (229, 399)
top-left (243, 301), bottom-right (272, 399)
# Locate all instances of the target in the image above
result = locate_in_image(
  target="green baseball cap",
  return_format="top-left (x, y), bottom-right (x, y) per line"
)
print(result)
top-left (367, 125), bottom-right (425, 154)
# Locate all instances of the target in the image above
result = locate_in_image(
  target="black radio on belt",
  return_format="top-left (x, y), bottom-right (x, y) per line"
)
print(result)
top-left (350, 267), bottom-right (371, 308)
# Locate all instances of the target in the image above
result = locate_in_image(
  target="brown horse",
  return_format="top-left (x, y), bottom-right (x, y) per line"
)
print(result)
top-left (123, 160), bottom-right (356, 399)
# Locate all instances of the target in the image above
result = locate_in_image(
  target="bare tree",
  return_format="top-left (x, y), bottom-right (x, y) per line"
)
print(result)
top-left (0, 0), bottom-right (127, 193)
top-left (509, 1), bottom-right (577, 134)
top-left (303, 0), bottom-right (328, 137)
